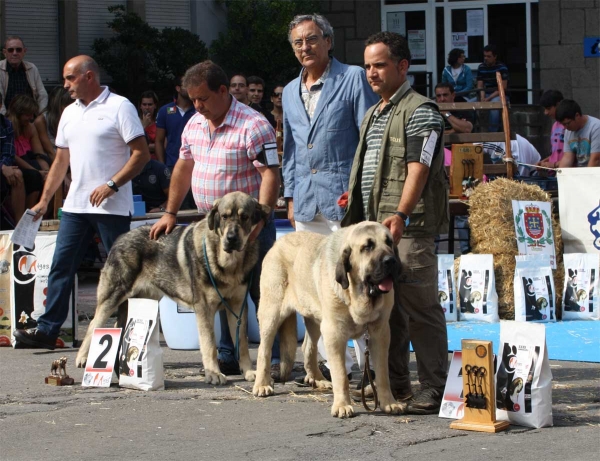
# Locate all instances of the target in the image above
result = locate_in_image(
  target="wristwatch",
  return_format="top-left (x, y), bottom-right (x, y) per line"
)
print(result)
top-left (394, 211), bottom-right (410, 227)
top-left (107, 180), bottom-right (119, 192)
top-left (444, 112), bottom-right (452, 118)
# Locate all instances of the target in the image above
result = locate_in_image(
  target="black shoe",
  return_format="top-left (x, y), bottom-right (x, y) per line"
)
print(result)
top-left (13, 328), bottom-right (57, 350)
top-left (217, 359), bottom-right (240, 376)
top-left (270, 363), bottom-right (283, 383)
top-left (294, 362), bottom-right (351, 386)
top-left (406, 387), bottom-right (442, 415)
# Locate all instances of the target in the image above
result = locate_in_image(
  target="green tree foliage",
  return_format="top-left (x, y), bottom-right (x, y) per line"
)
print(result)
top-left (92, 5), bottom-right (208, 104)
top-left (209, 0), bottom-right (321, 88)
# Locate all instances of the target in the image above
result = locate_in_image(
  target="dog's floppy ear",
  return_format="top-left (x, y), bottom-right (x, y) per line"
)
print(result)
top-left (253, 201), bottom-right (271, 225)
top-left (207, 199), bottom-right (221, 232)
top-left (462, 269), bottom-right (467, 277)
top-left (335, 246), bottom-right (352, 290)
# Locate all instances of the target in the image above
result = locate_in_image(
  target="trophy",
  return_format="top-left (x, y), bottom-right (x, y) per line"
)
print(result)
top-left (45, 356), bottom-right (75, 386)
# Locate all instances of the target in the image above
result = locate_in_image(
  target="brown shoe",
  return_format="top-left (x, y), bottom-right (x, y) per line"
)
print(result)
top-left (406, 387), bottom-right (442, 415)
top-left (270, 363), bottom-right (283, 383)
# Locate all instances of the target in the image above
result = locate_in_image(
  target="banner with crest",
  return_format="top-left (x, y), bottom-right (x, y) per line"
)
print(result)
top-left (557, 169), bottom-right (600, 254)
top-left (512, 201), bottom-right (556, 269)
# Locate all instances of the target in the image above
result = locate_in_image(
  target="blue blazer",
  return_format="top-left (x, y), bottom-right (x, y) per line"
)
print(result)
top-left (282, 58), bottom-right (378, 222)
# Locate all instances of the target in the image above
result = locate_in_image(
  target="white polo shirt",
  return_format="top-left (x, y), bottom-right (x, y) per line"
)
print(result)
top-left (56, 87), bottom-right (145, 216)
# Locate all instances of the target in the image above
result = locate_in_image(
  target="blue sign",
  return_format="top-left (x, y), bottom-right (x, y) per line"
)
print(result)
top-left (584, 37), bottom-right (600, 58)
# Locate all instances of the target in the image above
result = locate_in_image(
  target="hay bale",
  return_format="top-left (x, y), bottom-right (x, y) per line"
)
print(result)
top-left (465, 178), bottom-right (564, 320)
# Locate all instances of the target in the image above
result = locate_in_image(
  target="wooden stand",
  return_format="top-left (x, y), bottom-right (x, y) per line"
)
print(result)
top-left (449, 144), bottom-right (484, 197)
top-left (450, 340), bottom-right (510, 433)
top-left (45, 375), bottom-right (75, 386)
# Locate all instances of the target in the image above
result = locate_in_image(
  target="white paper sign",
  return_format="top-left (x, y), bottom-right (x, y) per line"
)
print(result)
top-left (451, 33), bottom-right (469, 57)
top-left (82, 328), bottom-right (122, 387)
top-left (439, 351), bottom-right (465, 419)
top-left (512, 200), bottom-right (556, 269)
top-left (10, 209), bottom-right (41, 249)
top-left (407, 30), bottom-right (426, 60)
top-left (557, 168), bottom-right (600, 254)
top-left (387, 12), bottom-right (406, 37)
top-left (467, 9), bottom-right (484, 36)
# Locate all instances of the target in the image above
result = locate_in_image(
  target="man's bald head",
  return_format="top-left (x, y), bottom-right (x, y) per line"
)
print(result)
top-left (63, 55), bottom-right (102, 105)
top-left (65, 55), bottom-right (100, 83)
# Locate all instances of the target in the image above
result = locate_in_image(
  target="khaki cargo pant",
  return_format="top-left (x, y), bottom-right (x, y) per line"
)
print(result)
top-left (388, 237), bottom-right (448, 394)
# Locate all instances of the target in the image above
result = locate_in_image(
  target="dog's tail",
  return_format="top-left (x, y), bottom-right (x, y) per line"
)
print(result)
top-left (278, 313), bottom-right (298, 383)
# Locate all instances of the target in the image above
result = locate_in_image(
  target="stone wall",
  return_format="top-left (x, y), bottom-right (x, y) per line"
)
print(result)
top-left (539, 0), bottom-right (600, 116)
top-left (319, 0), bottom-right (381, 65)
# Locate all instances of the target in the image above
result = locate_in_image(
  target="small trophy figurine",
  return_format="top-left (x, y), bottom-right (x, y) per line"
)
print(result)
top-left (45, 356), bottom-right (75, 386)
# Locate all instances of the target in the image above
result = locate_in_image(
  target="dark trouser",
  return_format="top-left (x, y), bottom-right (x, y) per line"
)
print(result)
top-left (388, 237), bottom-right (448, 393)
top-left (218, 215), bottom-right (280, 363)
top-left (36, 212), bottom-right (131, 337)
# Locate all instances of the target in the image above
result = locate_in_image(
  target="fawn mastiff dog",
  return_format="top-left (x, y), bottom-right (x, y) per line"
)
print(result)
top-left (75, 192), bottom-right (269, 385)
top-left (253, 221), bottom-right (406, 418)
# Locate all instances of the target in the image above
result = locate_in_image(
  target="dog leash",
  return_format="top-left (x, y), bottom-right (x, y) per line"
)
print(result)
top-left (361, 330), bottom-right (378, 412)
top-left (203, 237), bottom-right (253, 362)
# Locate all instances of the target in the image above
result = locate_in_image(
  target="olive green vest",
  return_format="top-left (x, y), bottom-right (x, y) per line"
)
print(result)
top-left (341, 82), bottom-right (449, 238)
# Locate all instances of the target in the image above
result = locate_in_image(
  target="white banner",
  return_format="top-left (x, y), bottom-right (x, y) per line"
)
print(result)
top-left (557, 169), bottom-right (600, 254)
top-left (512, 200), bottom-right (556, 269)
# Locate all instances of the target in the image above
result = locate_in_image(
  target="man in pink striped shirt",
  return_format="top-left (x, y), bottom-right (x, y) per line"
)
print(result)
top-left (150, 60), bottom-right (281, 378)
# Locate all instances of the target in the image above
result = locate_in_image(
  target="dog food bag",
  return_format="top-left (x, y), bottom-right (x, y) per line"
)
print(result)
top-left (10, 234), bottom-right (78, 348)
top-left (495, 321), bottom-right (553, 428)
top-left (457, 254), bottom-right (499, 323)
top-left (514, 255), bottom-right (556, 323)
top-left (562, 253), bottom-right (600, 320)
top-left (118, 298), bottom-right (164, 391)
top-left (438, 254), bottom-right (457, 322)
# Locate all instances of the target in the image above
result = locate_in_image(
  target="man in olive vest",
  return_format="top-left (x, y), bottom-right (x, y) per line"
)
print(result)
top-left (342, 31), bottom-right (449, 415)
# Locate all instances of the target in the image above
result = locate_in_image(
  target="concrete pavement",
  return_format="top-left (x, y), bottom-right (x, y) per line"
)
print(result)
top-left (1, 275), bottom-right (598, 461)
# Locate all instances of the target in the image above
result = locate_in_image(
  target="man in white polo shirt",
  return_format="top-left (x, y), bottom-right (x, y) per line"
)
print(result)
top-left (13, 55), bottom-right (150, 349)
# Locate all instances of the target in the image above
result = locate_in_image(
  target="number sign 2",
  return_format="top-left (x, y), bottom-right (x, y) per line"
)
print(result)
top-left (82, 328), bottom-right (122, 387)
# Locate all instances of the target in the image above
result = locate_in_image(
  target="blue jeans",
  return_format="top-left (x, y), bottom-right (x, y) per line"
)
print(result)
top-left (36, 212), bottom-right (131, 337)
top-left (218, 216), bottom-right (280, 364)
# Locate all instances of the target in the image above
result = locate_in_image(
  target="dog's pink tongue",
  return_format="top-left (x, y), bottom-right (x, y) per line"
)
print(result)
top-left (378, 277), bottom-right (393, 292)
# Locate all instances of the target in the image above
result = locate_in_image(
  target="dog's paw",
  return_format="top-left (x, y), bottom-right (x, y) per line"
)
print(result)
top-left (244, 370), bottom-right (256, 382)
top-left (380, 400), bottom-right (407, 415)
top-left (314, 379), bottom-right (333, 390)
top-left (75, 354), bottom-right (87, 368)
top-left (204, 370), bottom-right (227, 385)
top-left (253, 383), bottom-right (274, 397)
top-left (331, 403), bottom-right (355, 419)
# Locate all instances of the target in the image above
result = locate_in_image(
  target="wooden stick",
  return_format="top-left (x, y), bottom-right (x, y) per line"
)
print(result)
top-left (496, 71), bottom-right (514, 179)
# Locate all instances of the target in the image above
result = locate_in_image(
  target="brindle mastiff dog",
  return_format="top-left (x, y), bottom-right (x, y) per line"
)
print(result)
top-left (75, 192), bottom-right (269, 385)
top-left (253, 222), bottom-right (406, 418)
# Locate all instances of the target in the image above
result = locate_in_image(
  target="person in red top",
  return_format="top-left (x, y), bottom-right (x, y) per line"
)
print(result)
top-left (139, 90), bottom-right (158, 159)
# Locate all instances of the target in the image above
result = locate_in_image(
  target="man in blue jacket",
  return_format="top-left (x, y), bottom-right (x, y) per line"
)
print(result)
top-left (282, 13), bottom-right (378, 383)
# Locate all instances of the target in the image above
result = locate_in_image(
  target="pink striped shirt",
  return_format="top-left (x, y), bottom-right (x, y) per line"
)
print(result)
top-left (179, 97), bottom-right (276, 213)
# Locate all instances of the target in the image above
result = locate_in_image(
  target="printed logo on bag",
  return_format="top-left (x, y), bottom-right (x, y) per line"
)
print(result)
top-left (13, 249), bottom-right (36, 284)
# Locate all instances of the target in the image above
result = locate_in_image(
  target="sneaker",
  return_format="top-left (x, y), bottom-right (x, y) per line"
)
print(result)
top-left (13, 328), bottom-right (56, 350)
top-left (406, 387), bottom-right (442, 415)
top-left (217, 359), bottom-right (241, 376)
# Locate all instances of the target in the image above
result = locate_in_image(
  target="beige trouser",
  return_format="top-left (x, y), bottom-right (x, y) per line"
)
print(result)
top-left (388, 237), bottom-right (448, 393)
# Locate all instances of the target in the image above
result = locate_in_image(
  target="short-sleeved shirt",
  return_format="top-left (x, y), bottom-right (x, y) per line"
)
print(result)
top-left (56, 87), bottom-right (145, 216)
top-left (564, 115), bottom-right (600, 167)
top-left (476, 62), bottom-right (509, 92)
top-left (180, 96), bottom-right (276, 213)
top-left (155, 101), bottom-right (196, 168)
top-left (443, 109), bottom-right (475, 132)
top-left (132, 159), bottom-right (170, 211)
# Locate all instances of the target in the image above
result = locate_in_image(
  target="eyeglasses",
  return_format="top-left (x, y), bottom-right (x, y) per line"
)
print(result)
top-left (6, 47), bottom-right (23, 53)
top-left (272, 92), bottom-right (282, 97)
top-left (292, 35), bottom-right (322, 50)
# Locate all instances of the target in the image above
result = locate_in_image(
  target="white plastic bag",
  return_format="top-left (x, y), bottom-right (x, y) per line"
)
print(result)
top-left (562, 253), bottom-right (600, 320)
top-left (495, 321), bottom-right (553, 428)
top-left (438, 254), bottom-right (457, 322)
top-left (514, 255), bottom-right (556, 323)
top-left (118, 298), bottom-right (164, 391)
top-left (457, 254), bottom-right (499, 323)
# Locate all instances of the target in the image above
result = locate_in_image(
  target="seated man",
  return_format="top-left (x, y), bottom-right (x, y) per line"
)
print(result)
top-left (555, 99), bottom-right (600, 168)
top-left (132, 159), bottom-right (170, 212)
top-left (476, 44), bottom-right (509, 132)
top-left (482, 134), bottom-right (541, 176)
top-left (435, 82), bottom-right (474, 134)
top-left (537, 90), bottom-right (565, 171)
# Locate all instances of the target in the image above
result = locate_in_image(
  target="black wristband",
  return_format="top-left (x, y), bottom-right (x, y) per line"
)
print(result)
top-left (164, 211), bottom-right (177, 216)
